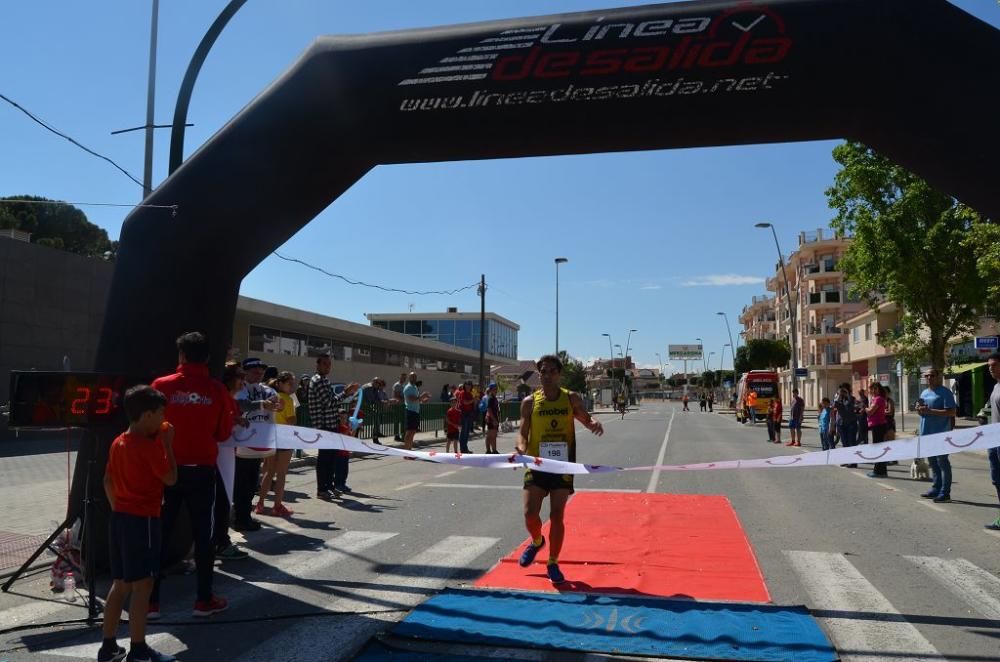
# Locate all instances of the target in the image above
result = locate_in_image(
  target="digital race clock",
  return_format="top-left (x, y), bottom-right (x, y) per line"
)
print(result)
top-left (7, 372), bottom-right (127, 427)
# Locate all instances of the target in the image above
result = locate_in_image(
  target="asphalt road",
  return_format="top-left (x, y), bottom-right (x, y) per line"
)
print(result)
top-left (1, 406), bottom-right (998, 661)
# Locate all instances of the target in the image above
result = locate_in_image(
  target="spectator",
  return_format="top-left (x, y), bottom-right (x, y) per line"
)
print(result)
top-left (455, 380), bottom-right (477, 453)
top-left (149, 332), bottom-right (233, 619)
top-left (440, 383), bottom-right (451, 403)
top-left (832, 383), bottom-right (859, 467)
top-left (361, 377), bottom-right (390, 443)
top-left (985, 353), bottom-right (1000, 531)
top-left (517, 377), bottom-right (533, 401)
top-left (857, 388), bottom-right (870, 444)
top-left (98, 385), bottom-right (177, 662)
top-left (682, 393), bottom-right (690, 412)
top-left (699, 392), bottom-right (707, 412)
top-left (484, 383), bottom-right (501, 454)
top-left (295, 375), bottom-right (312, 428)
top-left (787, 388), bottom-right (804, 447)
top-left (256, 371), bottom-right (297, 517)
top-left (445, 398), bottom-right (461, 453)
top-left (771, 395), bottom-right (783, 444)
top-left (308, 354), bottom-right (359, 500)
top-left (232, 358), bottom-right (279, 532)
top-left (865, 382), bottom-right (889, 478)
top-left (402, 372), bottom-right (431, 451)
top-left (707, 392), bottom-right (714, 412)
top-left (918, 368), bottom-right (957, 503)
top-left (214, 363), bottom-right (249, 561)
top-left (747, 391), bottom-right (758, 424)
top-left (391, 373), bottom-right (407, 441)
top-left (818, 397), bottom-right (832, 450)
top-left (884, 385), bottom-right (898, 466)
top-left (766, 398), bottom-right (776, 443)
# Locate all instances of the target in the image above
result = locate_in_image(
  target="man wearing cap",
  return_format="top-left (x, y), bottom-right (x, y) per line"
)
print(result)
top-left (361, 377), bottom-right (391, 444)
top-left (455, 379), bottom-right (477, 453)
top-left (308, 354), bottom-right (359, 500)
top-left (484, 383), bottom-right (502, 454)
top-left (402, 372), bottom-right (431, 451)
top-left (233, 357), bottom-right (282, 531)
top-left (391, 373), bottom-right (407, 441)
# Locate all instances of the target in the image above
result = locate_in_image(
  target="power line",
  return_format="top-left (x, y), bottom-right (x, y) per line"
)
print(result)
top-left (0, 92), bottom-right (143, 188)
top-left (271, 251), bottom-right (480, 296)
top-left (0, 197), bottom-right (176, 215)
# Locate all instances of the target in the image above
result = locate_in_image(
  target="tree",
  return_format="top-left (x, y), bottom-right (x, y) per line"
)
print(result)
top-left (701, 371), bottom-right (717, 388)
top-left (826, 142), bottom-right (989, 370)
top-left (0, 196), bottom-right (112, 257)
top-left (556, 351), bottom-right (588, 394)
top-left (494, 374), bottom-right (510, 399)
top-left (735, 339), bottom-right (791, 373)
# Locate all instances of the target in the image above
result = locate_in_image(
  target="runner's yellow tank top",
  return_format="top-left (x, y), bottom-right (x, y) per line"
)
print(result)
top-left (527, 388), bottom-right (576, 462)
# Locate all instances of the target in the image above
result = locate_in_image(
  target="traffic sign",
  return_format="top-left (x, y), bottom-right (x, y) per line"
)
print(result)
top-left (668, 344), bottom-right (703, 361)
top-left (794, 368), bottom-right (808, 377)
top-left (975, 336), bottom-right (999, 350)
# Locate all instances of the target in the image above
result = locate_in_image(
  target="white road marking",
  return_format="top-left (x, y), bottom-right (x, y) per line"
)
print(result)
top-left (904, 556), bottom-right (1000, 620)
top-left (394, 481), bottom-right (424, 491)
top-left (919, 501), bottom-right (948, 514)
top-left (435, 470), bottom-right (458, 478)
top-left (785, 551), bottom-right (941, 662)
top-left (874, 482), bottom-right (897, 491)
top-left (646, 408), bottom-right (676, 494)
top-left (241, 535), bottom-right (499, 662)
top-left (421, 483), bottom-right (639, 493)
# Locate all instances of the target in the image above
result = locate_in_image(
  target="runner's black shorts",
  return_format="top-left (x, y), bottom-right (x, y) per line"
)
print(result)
top-left (524, 469), bottom-right (574, 494)
top-left (109, 512), bottom-right (161, 583)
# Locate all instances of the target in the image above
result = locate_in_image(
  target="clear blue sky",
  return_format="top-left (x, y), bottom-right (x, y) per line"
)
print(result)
top-left (3, 1), bottom-right (998, 374)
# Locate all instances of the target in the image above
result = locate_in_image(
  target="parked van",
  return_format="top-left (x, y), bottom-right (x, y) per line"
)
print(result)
top-left (736, 370), bottom-right (780, 423)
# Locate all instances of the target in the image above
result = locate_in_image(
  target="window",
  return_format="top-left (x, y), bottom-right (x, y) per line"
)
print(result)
top-left (279, 331), bottom-right (307, 356)
top-left (249, 326), bottom-right (281, 353)
top-left (404, 320), bottom-right (421, 335)
top-left (437, 320), bottom-right (455, 335)
top-left (384, 350), bottom-right (401, 366)
top-left (853, 327), bottom-right (860, 343)
top-left (420, 320), bottom-right (438, 336)
top-left (388, 320), bottom-right (404, 333)
top-left (372, 321), bottom-right (388, 330)
top-left (864, 323), bottom-right (872, 341)
top-left (370, 346), bottom-right (386, 365)
top-left (307, 336), bottom-right (333, 357)
top-left (353, 344), bottom-right (371, 363)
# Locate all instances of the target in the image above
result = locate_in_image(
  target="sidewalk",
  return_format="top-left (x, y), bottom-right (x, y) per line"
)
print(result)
top-left (716, 409), bottom-right (980, 439)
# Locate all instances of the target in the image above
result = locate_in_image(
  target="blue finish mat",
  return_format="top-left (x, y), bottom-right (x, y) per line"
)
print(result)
top-left (392, 588), bottom-right (836, 661)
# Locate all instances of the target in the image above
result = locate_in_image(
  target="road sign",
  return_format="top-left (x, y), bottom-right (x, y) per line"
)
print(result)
top-left (974, 336), bottom-right (999, 350)
top-left (896, 360), bottom-right (903, 377)
top-left (668, 344), bottom-right (703, 361)
top-left (876, 373), bottom-right (890, 384)
top-left (794, 368), bottom-right (808, 377)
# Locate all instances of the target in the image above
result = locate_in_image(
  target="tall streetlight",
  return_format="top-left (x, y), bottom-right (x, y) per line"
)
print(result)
top-left (555, 257), bottom-right (568, 355)
top-left (695, 337), bottom-right (706, 372)
top-left (717, 312), bottom-right (737, 396)
top-left (623, 329), bottom-right (637, 404)
top-left (753, 223), bottom-right (799, 392)
top-left (602, 332), bottom-right (616, 401)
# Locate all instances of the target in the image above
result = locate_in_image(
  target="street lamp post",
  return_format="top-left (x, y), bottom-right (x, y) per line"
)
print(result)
top-left (555, 257), bottom-right (568, 355)
top-left (623, 329), bottom-right (637, 404)
top-left (696, 337), bottom-right (707, 372)
top-left (602, 332), bottom-right (615, 402)
top-left (717, 312), bottom-right (737, 401)
top-left (754, 223), bottom-right (798, 394)
top-left (655, 352), bottom-right (665, 397)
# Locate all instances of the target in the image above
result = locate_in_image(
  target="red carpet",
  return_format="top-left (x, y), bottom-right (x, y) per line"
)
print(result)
top-left (475, 492), bottom-right (771, 602)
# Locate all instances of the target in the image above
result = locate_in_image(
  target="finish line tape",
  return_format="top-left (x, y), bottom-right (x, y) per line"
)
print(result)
top-left (221, 421), bottom-right (1000, 475)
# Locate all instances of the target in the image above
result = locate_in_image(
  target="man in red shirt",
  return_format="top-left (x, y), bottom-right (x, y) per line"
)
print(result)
top-left (99, 385), bottom-right (177, 662)
top-left (455, 380), bottom-right (476, 453)
top-left (149, 332), bottom-right (234, 619)
top-left (771, 396), bottom-right (784, 444)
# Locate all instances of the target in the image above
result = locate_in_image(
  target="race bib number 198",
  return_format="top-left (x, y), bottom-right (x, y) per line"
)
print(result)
top-left (539, 442), bottom-right (568, 460)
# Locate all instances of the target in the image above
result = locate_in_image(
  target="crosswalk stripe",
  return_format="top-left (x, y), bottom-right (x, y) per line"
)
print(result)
top-left (240, 535), bottom-right (499, 661)
top-left (785, 550), bottom-right (941, 662)
top-left (904, 556), bottom-right (1000, 620)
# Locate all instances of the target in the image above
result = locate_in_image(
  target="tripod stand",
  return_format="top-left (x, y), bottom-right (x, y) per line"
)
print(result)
top-left (2, 428), bottom-right (104, 622)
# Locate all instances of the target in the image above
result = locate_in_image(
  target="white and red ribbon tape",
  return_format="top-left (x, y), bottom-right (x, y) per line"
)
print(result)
top-left (215, 421), bottom-right (1000, 502)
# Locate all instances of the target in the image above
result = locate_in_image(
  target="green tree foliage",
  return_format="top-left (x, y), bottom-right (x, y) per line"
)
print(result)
top-left (701, 371), bottom-right (717, 388)
top-left (0, 196), bottom-right (112, 257)
top-left (968, 222), bottom-right (1000, 315)
top-left (735, 339), bottom-right (791, 373)
top-left (556, 351), bottom-right (588, 394)
top-left (825, 142), bottom-right (989, 370)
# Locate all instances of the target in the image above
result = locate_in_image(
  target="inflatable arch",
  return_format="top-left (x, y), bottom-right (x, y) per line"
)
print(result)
top-left (97, 0), bottom-right (1000, 380)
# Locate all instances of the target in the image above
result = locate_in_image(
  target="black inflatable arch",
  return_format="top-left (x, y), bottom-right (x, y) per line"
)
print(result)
top-left (98, 0), bottom-right (1000, 380)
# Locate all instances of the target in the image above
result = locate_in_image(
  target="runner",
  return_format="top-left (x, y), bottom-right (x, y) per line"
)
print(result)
top-left (516, 354), bottom-right (604, 585)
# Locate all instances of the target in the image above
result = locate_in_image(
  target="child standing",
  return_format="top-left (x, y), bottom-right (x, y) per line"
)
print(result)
top-left (818, 397), bottom-right (832, 450)
top-left (445, 399), bottom-right (462, 453)
top-left (98, 385), bottom-right (177, 662)
top-left (256, 372), bottom-right (297, 517)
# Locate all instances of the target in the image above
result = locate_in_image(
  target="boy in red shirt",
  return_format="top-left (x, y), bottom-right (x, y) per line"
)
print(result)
top-left (445, 399), bottom-right (462, 453)
top-left (99, 385), bottom-right (177, 662)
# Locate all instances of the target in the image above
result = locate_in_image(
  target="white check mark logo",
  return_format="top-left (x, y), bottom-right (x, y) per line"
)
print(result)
top-left (732, 15), bottom-right (767, 32)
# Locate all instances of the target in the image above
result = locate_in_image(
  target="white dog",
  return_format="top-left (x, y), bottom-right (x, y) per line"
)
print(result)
top-left (910, 457), bottom-right (931, 480)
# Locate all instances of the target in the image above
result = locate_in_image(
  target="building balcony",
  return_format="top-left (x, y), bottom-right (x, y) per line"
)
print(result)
top-left (805, 291), bottom-right (842, 308)
top-left (804, 324), bottom-right (845, 339)
top-left (802, 263), bottom-right (842, 280)
top-left (807, 353), bottom-right (845, 367)
top-left (799, 229), bottom-right (850, 247)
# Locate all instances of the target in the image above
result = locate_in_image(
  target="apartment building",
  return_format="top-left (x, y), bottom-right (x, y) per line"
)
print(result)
top-left (742, 228), bottom-right (863, 407)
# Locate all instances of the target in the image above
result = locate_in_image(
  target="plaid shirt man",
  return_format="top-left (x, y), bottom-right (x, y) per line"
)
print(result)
top-left (308, 373), bottom-right (348, 432)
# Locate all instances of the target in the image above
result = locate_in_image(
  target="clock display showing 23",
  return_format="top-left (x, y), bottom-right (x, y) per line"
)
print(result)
top-left (8, 372), bottom-right (127, 427)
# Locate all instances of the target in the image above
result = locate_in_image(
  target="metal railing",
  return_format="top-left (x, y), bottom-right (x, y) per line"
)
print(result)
top-left (345, 400), bottom-right (522, 439)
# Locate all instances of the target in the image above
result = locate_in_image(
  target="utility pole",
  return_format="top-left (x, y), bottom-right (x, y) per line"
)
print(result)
top-left (143, 0), bottom-right (159, 197)
top-left (478, 275), bottom-right (486, 389)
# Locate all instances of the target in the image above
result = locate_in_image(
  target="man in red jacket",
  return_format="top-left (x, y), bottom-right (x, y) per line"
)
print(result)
top-left (148, 332), bottom-right (234, 619)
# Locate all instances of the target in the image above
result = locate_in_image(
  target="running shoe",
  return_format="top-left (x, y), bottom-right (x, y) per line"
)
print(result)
top-left (518, 536), bottom-right (545, 567)
top-left (335, 484), bottom-right (352, 494)
top-left (232, 519), bottom-right (261, 532)
top-left (933, 494), bottom-right (951, 503)
top-left (546, 563), bottom-right (567, 585)
top-left (97, 642), bottom-right (126, 662)
top-left (920, 491), bottom-right (939, 499)
top-left (216, 544), bottom-right (249, 560)
top-left (146, 603), bottom-right (160, 621)
top-left (272, 503), bottom-right (294, 517)
top-left (984, 517), bottom-right (1000, 531)
top-left (192, 595), bottom-right (228, 617)
top-left (125, 643), bottom-right (175, 662)
top-left (254, 501), bottom-right (266, 515)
